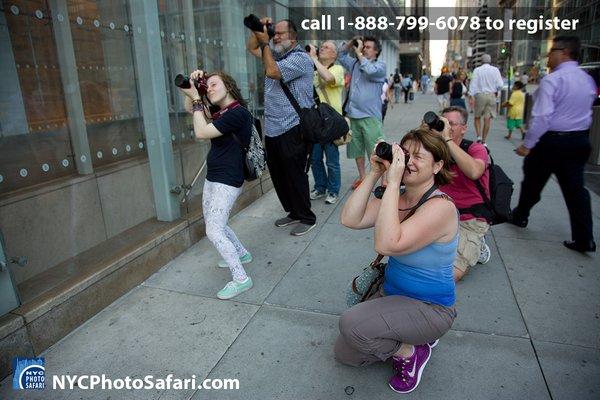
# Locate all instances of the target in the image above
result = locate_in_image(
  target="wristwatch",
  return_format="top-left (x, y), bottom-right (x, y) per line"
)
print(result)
top-left (192, 99), bottom-right (204, 113)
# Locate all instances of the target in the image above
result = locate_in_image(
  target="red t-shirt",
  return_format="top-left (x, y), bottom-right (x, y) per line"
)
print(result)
top-left (440, 142), bottom-right (490, 221)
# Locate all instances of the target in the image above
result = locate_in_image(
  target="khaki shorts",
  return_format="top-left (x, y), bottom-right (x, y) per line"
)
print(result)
top-left (474, 93), bottom-right (497, 118)
top-left (455, 219), bottom-right (490, 273)
top-left (346, 117), bottom-right (384, 159)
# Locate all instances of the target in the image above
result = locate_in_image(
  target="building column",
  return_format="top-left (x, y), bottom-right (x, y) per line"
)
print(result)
top-left (49, 0), bottom-right (93, 175)
top-left (129, 0), bottom-right (180, 221)
top-left (0, 12), bottom-right (28, 137)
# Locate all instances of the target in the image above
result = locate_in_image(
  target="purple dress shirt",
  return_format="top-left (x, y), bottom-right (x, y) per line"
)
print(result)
top-left (524, 61), bottom-right (596, 149)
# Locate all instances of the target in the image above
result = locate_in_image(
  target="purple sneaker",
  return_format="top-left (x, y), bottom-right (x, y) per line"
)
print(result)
top-left (428, 339), bottom-right (439, 348)
top-left (389, 344), bottom-right (432, 394)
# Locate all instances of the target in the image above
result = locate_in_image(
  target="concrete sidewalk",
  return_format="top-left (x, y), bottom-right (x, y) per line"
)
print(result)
top-left (2, 94), bottom-right (599, 400)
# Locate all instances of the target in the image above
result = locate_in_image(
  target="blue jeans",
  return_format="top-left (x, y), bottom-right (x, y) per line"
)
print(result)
top-left (311, 143), bottom-right (341, 195)
top-left (393, 86), bottom-right (401, 103)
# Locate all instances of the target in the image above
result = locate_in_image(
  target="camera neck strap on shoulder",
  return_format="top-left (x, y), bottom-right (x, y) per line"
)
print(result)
top-left (371, 183), bottom-right (446, 266)
top-left (398, 184), bottom-right (440, 221)
top-left (211, 100), bottom-right (241, 120)
top-left (341, 60), bottom-right (358, 117)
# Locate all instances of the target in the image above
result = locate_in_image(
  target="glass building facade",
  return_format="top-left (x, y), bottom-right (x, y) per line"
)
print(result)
top-left (0, 0), bottom-right (401, 316)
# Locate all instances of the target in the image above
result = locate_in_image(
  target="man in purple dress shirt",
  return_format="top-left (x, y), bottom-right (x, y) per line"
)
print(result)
top-left (510, 36), bottom-right (596, 253)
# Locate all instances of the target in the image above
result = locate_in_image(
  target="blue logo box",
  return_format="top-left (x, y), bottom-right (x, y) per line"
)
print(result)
top-left (12, 357), bottom-right (45, 390)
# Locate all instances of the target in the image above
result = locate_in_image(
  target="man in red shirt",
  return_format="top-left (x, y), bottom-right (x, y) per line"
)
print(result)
top-left (437, 106), bottom-right (491, 281)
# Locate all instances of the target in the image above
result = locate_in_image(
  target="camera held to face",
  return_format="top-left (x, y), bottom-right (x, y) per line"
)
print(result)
top-left (174, 74), bottom-right (208, 96)
top-left (305, 45), bottom-right (318, 57)
top-left (350, 37), bottom-right (363, 48)
top-left (375, 142), bottom-right (411, 173)
top-left (423, 111), bottom-right (445, 132)
top-left (243, 14), bottom-right (275, 38)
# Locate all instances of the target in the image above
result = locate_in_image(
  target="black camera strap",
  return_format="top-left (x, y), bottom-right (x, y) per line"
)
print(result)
top-left (341, 60), bottom-right (358, 117)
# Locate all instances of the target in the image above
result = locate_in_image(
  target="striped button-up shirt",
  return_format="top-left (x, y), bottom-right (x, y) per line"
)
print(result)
top-left (264, 45), bottom-right (314, 137)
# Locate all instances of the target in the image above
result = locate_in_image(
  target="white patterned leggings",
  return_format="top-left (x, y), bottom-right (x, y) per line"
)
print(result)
top-left (202, 180), bottom-right (249, 282)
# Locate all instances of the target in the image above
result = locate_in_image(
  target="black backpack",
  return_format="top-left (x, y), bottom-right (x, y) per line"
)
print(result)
top-left (393, 73), bottom-right (401, 84)
top-left (458, 140), bottom-right (514, 225)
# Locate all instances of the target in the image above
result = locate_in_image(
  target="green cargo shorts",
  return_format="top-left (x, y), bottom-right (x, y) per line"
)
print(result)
top-left (346, 117), bottom-right (385, 159)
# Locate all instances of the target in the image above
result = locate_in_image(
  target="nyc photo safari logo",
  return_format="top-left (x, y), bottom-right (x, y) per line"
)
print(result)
top-left (12, 357), bottom-right (45, 390)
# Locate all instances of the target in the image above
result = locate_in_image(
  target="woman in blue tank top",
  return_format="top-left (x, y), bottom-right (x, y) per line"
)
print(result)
top-left (335, 127), bottom-right (458, 394)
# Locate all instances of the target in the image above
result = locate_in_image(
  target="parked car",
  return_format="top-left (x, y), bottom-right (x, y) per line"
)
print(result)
top-left (580, 62), bottom-right (600, 106)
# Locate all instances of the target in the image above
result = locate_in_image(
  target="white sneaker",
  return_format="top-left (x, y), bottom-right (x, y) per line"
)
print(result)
top-left (477, 237), bottom-right (491, 264)
top-left (310, 189), bottom-right (325, 200)
top-left (325, 193), bottom-right (338, 204)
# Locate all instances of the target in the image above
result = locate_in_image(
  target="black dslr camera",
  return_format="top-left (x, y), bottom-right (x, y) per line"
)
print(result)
top-left (305, 45), bottom-right (318, 57)
top-left (174, 74), bottom-right (208, 96)
top-left (244, 14), bottom-right (275, 38)
top-left (423, 111), bottom-right (445, 132)
top-left (351, 37), bottom-right (363, 48)
top-left (374, 142), bottom-right (411, 173)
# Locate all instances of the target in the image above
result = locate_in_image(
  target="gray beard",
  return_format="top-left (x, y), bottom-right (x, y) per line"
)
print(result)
top-left (270, 41), bottom-right (293, 57)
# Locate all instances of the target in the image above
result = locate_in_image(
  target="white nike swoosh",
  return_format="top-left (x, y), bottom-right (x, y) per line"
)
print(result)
top-left (407, 359), bottom-right (417, 378)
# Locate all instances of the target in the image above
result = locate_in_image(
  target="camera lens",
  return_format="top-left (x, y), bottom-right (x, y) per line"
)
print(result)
top-left (424, 111), bottom-right (445, 132)
top-left (375, 142), bottom-right (393, 162)
top-left (174, 74), bottom-right (191, 89)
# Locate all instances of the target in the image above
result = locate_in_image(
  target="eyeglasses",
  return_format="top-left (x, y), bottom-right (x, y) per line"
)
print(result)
top-left (548, 47), bottom-right (565, 53)
top-left (273, 31), bottom-right (290, 37)
top-left (448, 121), bottom-right (465, 127)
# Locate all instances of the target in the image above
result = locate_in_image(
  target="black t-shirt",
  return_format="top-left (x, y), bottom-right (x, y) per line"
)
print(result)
top-left (435, 74), bottom-right (453, 94)
top-left (207, 106), bottom-right (253, 188)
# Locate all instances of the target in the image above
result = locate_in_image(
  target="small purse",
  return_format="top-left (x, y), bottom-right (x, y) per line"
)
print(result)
top-left (346, 254), bottom-right (386, 307)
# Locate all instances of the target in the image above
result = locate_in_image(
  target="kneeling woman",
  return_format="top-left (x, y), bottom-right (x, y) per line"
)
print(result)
top-left (337, 128), bottom-right (458, 393)
top-left (180, 70), bottom-right (253, 300)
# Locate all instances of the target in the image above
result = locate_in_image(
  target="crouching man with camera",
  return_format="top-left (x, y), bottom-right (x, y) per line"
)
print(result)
top-left (246, 17), bottom-right (317, 236)
top-left (435, 107), bottom-right (492, 281)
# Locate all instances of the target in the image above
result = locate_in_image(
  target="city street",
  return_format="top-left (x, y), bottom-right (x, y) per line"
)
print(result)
top-left (1, 92), bottom-right (599, 400)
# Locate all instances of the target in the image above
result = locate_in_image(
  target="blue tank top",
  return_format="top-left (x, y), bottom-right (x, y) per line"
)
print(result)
top-left (383, 234), bottom-right (458, 307)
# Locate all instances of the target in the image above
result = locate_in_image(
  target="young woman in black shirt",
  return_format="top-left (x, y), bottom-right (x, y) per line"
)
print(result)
top-left (179, 70), bottom-right (254, 300)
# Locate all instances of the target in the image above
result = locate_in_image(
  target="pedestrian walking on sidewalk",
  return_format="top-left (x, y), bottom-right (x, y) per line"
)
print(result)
top-left (469, 54), bottom-right (504, 144)
top-left (502, 81), bottom-right (526, 140)
top-left (511, 36), bottom-right (597, 253)
top-left (434, 66), bottom-right (452, 111)
top-left (401, 74), bottom-right (413, 103)
top-left (180, 70), bottom-right (254, 300)
top-left (420, 73), bottom-right (430, 94)
top-left (336, 128), bottom-right (458, 394)
top-left (307, 41), bottom-right (344, 205)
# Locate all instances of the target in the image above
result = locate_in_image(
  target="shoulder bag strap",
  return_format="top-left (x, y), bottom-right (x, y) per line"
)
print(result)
top-left (459, 139), bottom-right (493, 209)
top-left (317, 64), bottom-right (335, 105)
top-left (280, 80), bottom-right (303, 117)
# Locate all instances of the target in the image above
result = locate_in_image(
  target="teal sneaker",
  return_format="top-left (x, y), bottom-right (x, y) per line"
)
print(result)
top-left (218, 252), bottom-right (253, 268)
top-left (216, 277), bottom-right (253, 300)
